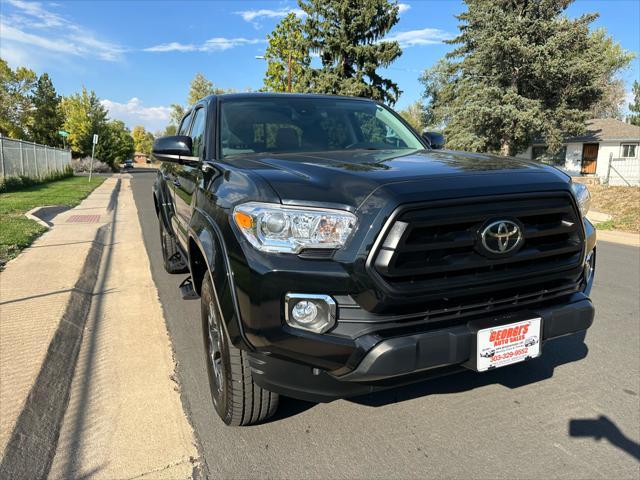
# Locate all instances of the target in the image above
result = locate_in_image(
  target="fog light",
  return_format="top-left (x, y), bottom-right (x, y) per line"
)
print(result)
top-left (285, 294), bottom-right (336, 334)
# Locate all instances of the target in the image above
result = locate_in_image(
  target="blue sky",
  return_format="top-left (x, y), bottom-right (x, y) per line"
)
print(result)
top-left (1, 0), bottom-right (639, 132)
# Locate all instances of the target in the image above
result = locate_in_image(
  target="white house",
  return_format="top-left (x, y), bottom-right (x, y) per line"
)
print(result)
top-left (517, 118), bottom-right (640, 186)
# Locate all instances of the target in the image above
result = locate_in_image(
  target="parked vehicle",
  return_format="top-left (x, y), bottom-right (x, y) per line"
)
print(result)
top-left (123, 159), bottom-right (134, 169)
top-left (152, 93), bottom-right (596, 426)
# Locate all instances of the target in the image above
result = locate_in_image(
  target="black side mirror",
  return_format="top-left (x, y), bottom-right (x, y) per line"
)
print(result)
top-left (152, 135), bottom-right (194, 163)
top-left (422, 131), bottom-right (445, 150)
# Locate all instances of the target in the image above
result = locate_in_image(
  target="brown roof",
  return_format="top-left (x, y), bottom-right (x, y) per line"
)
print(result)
top-left (564, 118), bottom-right (640, 143)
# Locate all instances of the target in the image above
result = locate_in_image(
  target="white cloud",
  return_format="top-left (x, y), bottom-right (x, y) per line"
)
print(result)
top-left (101, 98), bottom-right (172, 132)
top-left (397, 3), bottom-right (411, 14)
top-left (234, 7), bottom-right (305, 27)
top-left (144, 37), bottom-right (265, 53)
top-left (1, 0), bottom-right (125, 63)
top-left (144, 42), bottom-right (198, 53)
top-left (386, 28), bottom-right (453, 48)
top-left (5, 0), bottom-right (68, 28)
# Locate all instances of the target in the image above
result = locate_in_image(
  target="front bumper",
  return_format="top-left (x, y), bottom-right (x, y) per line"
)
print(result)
top-left (249, 295), bottom-right (594, 402)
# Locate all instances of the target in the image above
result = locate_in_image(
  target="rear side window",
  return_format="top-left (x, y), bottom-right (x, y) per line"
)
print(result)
top-left (190, 108), bottom-right (206, 157)
top-left (178, 112), bottom-right (192, 135)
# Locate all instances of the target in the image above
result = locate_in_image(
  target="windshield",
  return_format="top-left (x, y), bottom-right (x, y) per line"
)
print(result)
top-left (220, 96), bottom-right (423, 158)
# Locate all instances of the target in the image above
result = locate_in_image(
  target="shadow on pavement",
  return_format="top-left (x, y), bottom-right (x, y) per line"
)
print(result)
top-left (569, 415), bottom-right (640, 462)
top-left (265, 331), bottom-right (589, 422)
top-left (347, 331), bottom-right (588, 407)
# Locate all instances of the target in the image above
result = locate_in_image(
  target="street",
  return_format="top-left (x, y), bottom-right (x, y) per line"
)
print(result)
top-left (131, 170), bottom-right (640, 479)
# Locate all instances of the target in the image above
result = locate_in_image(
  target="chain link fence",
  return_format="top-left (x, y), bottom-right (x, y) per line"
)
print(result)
top-left (0, 136), bottom-right (72, 180)
top-left (604, 155), bottom-right (640, 187)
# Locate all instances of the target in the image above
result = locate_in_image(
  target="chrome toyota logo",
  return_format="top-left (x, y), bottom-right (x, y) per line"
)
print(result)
top-left (480, 220), bottom-right (523, 255)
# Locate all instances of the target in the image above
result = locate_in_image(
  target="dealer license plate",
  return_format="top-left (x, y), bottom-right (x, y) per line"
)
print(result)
top-left (476, 318), bottom-right (542, 372)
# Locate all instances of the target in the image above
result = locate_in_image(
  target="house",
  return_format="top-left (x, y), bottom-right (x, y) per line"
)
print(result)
top-left (518, 118), bottom-right (640, 186)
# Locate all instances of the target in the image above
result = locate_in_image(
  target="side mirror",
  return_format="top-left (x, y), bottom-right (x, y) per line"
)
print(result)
top-left (152, 135), bottom-right (194, 163)
top-left (422, 131), bottom-right (445, 150)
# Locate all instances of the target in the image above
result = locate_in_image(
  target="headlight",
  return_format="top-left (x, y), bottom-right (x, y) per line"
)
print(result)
top-left (571, 182), bottom-right (591, 216)
top-left (232, 202), bottom-right (357, 253)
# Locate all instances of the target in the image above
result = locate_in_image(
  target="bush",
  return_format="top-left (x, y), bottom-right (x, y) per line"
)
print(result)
top-left (71, 157), bottom-right (112, 174)
top-left (0, 165), bottom-right (74, 193)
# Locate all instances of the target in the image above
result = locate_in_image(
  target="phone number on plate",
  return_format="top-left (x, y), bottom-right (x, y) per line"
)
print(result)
top-left (491, 348), bottom-right (529, 362)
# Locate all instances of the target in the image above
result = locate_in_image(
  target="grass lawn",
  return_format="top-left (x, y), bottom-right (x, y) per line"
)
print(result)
top-left (0, 176), bottom-right (107, 267)
top-left (588, 185), bottom-right (640, 233)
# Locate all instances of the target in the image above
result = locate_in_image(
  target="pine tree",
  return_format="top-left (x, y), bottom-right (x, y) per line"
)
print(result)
top-left (629, 80), bottom-right (640, 126)
top-left (31, 73), bottom-right (64, 146)
top-left (420, 0), bottom-right (633, 156)
top-left (263, 13), bottom-right (310, 92)
top-left (298, 0), bottom-right (402, 105)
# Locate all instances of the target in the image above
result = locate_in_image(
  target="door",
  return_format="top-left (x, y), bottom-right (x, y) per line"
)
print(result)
top-left (581, 143), bottom-right (599, 174)
top-left (172, 106), bottom-right (206, 248)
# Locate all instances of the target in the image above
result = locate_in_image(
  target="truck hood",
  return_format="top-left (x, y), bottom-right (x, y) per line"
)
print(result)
top-left (231, 149), bottom-right (570, 210)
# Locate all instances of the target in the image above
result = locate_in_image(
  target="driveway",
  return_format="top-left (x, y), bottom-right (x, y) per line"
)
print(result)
top-left (131, 171), bottom-right (639, 479)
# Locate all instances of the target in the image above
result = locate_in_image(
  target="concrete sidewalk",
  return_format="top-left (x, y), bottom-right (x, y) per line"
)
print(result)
top-left (0, 174), bottom-right (198, 479)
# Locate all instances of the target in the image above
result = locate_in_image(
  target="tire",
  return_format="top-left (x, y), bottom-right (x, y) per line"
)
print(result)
top-left (158, 219), bottom-right (188, 274)
top-left (201, 274), bottom-right (279, 426)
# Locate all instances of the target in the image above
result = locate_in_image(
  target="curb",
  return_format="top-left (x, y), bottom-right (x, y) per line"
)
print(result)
top-left (596, 229), bottom-right (640, 247)
top-left (0, 179), bottom-right (120, 480)
top-left (24, 207), bottom-right (52, 229)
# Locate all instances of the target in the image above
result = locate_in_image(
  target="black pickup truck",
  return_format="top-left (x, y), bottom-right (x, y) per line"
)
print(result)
top-left (152, 93), bottom-right (596, 426)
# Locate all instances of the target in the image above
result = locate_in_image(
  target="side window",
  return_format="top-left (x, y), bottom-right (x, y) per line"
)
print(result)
top-left (190, 108), bottom-right (206, 157)
top-left (178, 112), bottom-right (192, 135)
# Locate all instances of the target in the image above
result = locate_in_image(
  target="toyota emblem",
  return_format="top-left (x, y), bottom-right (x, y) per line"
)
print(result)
top-left (480, 220), bottom-right (523, 255)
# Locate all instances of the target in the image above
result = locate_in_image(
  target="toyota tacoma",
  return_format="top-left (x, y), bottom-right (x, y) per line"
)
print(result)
top-left (152, 93), bottom-right (596, 426)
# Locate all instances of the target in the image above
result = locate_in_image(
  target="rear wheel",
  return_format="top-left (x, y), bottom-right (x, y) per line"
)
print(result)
top-left (201, 274), bottom-right (279, 426)
top-left (158, 219), bottom-right (187, 274)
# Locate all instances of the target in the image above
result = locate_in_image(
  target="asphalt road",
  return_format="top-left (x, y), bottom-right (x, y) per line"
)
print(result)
top-left (131, 170), bottom-right (640, 479)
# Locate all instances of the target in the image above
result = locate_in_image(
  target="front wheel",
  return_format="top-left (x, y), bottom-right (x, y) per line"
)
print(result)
top-left (201, 274), bottom-right (279, 426)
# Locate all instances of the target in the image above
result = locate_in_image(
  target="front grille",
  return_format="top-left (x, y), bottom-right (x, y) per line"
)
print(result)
top-left (369, 192), bottom-right (584, 304)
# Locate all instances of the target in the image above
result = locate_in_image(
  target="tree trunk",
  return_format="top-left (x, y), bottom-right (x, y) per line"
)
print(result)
top-left (500, 138), bottom-right (511, 157)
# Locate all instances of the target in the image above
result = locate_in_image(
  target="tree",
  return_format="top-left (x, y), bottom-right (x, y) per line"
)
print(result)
top-left (187, 72), bottom-right (229, 105)
top-left (0, 58), bottom-right (36, 139)
top-left (96, 119), bottom-right (135, 167)
top-left (588, 79), bottom-right (626, 119)
top-left (31, 73), bottom-right (64, 146)
top-left (60, 87), bottom-right (108, 157)
top-left (263, 13), bottom-right (310, 92)
top-left (420, 0), bottom-right (634, 156)
top-left (162, 124), bottom-right (178, 136)
top-left (398, 101), bottom-right (426, 132)
top-left (629, 80), bottom-right (640, 126)
top-left (298, 0), bottom-right (403, 105)
top-left (132, 125), bottom-right (154, 154)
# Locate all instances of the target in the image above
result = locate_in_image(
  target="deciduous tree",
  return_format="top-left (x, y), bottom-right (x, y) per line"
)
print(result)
top-left (398, 101), bottom-right (426, 132)
top-left (132, 125), bottom-right (154, 154)
top-left (298, 0), bottom-right (403, 105)
top-left (97, 119), bottom-right (135, 166)
top-left (60, 87), bottom-right (108, 158)
top-left (0, 59), bottom-right (36, 139)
